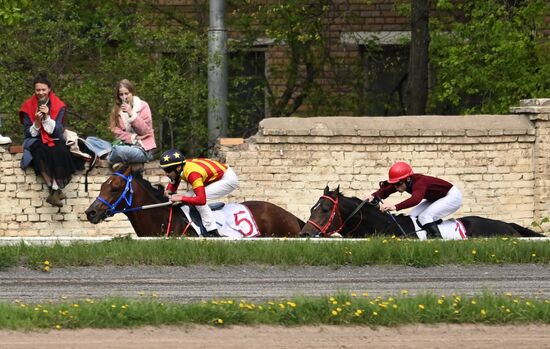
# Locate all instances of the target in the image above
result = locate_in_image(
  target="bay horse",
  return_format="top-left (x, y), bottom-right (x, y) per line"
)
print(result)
top-left (85, 164), bottom-right (305, 237)
top-left (300, 186), bottom-right (545, 239)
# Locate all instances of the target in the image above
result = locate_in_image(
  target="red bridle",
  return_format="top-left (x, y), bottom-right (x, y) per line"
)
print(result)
top-left (306, 195), bottom-right (345, 237)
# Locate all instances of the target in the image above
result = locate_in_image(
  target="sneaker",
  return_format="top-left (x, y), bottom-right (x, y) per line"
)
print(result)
top-left (111, 162), bottom-right (124, 171)
top-left (0, 134), bottom-right (12, 145)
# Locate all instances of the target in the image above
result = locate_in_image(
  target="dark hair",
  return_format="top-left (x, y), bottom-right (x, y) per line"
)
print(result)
top-left (32, 73), bottom-right (52, 88)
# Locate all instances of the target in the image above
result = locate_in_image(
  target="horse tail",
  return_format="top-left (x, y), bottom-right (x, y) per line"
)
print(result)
top-left (508, 223), bottom-right (546, 237)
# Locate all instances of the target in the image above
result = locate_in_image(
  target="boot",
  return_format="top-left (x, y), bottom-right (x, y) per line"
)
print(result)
top-left (57, 189), bottom-right (66, 200)
top-left (46, 189), bottom-right (63, 208)
top-left (423, 221), bottom-right (441, 238)
top-left (203, 229), bottom-right (221, 238)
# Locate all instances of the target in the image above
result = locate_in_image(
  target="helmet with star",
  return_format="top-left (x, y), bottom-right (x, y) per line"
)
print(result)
top-left (159, 149), bottom-right (185, 169)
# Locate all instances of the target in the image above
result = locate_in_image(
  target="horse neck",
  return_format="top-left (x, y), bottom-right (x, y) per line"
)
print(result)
top-left (124, 178), bottom-right (173, 237)
top-left (339, 197), bottom-right (409, 237)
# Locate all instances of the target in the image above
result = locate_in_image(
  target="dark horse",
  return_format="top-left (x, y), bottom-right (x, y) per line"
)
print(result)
top-left (300, 186), bottom-right (545, 239)
top-left (85, 164), bottom-right (305, 237)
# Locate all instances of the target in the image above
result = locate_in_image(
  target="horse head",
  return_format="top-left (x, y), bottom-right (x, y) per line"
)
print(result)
top-left (85, 164), bottom-right (137, 224)
top-left (300, 185), bottom-right (348, 238)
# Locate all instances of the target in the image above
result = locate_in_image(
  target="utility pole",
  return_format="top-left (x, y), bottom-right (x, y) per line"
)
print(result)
top-left (208, 0), bottom-right (228, 154)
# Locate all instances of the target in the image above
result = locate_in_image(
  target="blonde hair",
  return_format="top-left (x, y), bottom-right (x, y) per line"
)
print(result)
top-left (109, 79), bottom-right (136, 129)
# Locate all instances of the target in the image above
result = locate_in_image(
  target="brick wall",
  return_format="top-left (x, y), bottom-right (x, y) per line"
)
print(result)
top-left (1, 99), bottom-right (549, 236)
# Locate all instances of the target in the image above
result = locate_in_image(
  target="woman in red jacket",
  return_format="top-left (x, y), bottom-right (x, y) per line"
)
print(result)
top-left (368, 162), bottom-right (462, 238)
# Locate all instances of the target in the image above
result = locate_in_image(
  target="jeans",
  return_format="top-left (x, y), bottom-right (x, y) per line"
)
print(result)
top-left (108, 144), bottom-right (153, 164)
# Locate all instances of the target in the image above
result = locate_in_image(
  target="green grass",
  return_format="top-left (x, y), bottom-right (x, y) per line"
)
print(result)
top-left (0, 292), bottom-right (549, 330)
top-left (1, 236), bottom-right (549, 270)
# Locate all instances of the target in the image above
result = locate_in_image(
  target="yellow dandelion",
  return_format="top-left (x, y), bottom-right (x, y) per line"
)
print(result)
top-left (336, 307), bottom-right (342, 312)
top-left (351, 293), bottom-right (357, 297)
top-left (42, 309), bottom-right (48, 314)
top-left (372, 311), bottom-right (379, 316)
top-left (362, 292), bottom-right (369, 297)
top-left (418, 304), bottom-right (425, 310)
top-left (43, 266), bottom-right (50, 272)
top-left (532, 253), bottom-right (536, 257)
top-left (331, 310), bottom-right (338, 316)
top-left (345, 301), bottom-right (351, 306)
top-left (43, 261), bottom-right (50, 266)
top-left (401, 290), bottom-right (409, 295)
top-left (392, 304), bottom-right (398, 309)
top-left (434, 250), bottom-right (439, 254)
top-left (437, 299), bottom-right (444, 305)
top-left (71, 303), bottom-right (79, 308)
top-left (287, 301), bottom-right (296, 308)
top-left (111, 304), bottom-right (117, 308)
top-left (471, 250), bottom-right (477, 255)
top-left (55, 325), bottom-right (61, 330)
top-left (216, 318), bottom-right (224, 324)
top-left (506, 308), bottom-right (511, 313)
top-left (471, 300), bottom-right (477, 305)
top-left (480, 309), bottom-right (487, 316)
top-left (278, 303), bottom-right (285, 309)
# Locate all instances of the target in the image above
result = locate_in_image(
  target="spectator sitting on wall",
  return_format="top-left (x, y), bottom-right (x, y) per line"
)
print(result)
top-left (107, 79), bottom-right (156, 170)
top-left (19, 73), bottom-right (79, 207)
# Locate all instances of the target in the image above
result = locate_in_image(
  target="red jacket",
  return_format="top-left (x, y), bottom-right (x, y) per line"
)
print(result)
top-left (372, 173), bottom-right (453, 211)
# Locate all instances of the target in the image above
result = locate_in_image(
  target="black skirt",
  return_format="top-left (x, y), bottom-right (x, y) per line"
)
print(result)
top-left (29, 139), bottom-right (82, 189)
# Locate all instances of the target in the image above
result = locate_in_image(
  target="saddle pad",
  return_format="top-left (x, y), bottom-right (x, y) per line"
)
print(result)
top-left (438, 219), bottom-right (468, 240)
top-left (181, 203), bottom-right (261, 238)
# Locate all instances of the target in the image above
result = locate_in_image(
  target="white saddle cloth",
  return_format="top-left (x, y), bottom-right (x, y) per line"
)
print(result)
top-left (415, 219), bottom-right (468, 240)
top-left (181, 203), bottom-right (261, 238)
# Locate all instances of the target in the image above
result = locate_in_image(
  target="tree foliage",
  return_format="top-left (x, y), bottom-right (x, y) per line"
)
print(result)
top-left (0, 0), bottom-right (209, 155)
top-left (429, 0), bottom-right (550, 114)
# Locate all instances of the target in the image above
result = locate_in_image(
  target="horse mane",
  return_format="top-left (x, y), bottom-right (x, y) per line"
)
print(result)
top-left (133, 174), bottom-right (168, 203)
top-left (115, 164), bottom-right (168, 203)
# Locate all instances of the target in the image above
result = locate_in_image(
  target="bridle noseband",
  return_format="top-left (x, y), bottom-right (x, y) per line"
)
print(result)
top-left (97, 172), bottom-right (134, 216)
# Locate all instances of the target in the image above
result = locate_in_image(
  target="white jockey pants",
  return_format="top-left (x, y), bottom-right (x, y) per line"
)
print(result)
top-left (182, 167), bottom-right (239, 233)
top-left (410, 186), bottom-right (463, 229)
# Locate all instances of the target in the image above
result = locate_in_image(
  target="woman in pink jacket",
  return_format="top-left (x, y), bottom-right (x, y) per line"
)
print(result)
top-left (108, 79), bottom-right (156, 167)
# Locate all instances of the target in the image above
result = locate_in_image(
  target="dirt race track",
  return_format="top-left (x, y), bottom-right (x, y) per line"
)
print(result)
top-left (1, 264), bottom-right (550, 348)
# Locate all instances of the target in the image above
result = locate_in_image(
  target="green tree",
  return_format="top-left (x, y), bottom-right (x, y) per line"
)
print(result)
top-left (429, 0), bottom-right (550, 114)
top-left (0, 0), bottom-right (209, 155)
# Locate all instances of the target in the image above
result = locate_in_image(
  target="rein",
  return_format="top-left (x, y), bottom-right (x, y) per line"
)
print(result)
top-left (96, 171), bottom-right (187, 237)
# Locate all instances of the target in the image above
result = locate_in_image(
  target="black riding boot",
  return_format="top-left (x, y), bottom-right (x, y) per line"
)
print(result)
top-left (203, 229), bottom-right (221, 238)
top-left (423, 222), bottom-right (442, 238)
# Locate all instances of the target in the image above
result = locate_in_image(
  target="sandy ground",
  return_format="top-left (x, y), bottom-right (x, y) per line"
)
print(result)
top-left (1, 324), bottom-right (550, 349)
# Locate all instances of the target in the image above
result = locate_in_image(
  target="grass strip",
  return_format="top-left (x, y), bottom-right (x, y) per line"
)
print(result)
top-left (1, 237), bottom-right (549, 270)
top-left (0, 292), bottom-right (549, 330)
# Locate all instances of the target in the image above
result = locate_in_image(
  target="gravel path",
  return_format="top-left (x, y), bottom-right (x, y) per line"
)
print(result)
top-left (1, 264), bottom-right (549, 303)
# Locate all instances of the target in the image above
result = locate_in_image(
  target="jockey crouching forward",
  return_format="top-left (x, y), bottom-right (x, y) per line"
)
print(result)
top-left (159, 149), bottom-right (239, 237)
top-left (368, 162), bottom-right (463, 238)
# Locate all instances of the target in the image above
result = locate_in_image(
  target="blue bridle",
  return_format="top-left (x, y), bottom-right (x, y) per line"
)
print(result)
top-left (97, 172), bottom-right (134, 216)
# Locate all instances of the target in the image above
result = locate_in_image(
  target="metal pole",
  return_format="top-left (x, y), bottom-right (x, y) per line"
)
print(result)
top-left (208, 0), bottom-right (228, 155)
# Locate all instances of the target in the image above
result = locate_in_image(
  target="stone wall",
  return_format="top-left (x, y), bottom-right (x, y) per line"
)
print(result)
top-left (1, 99), bottom-right (549, 236)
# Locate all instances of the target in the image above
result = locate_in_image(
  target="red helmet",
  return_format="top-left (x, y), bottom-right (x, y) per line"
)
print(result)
top-left (388, 162), bottom-right (413, 183)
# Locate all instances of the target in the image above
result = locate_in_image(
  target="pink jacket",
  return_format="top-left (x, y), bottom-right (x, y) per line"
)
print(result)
top-left (111, 97), bottom-right (156, 151)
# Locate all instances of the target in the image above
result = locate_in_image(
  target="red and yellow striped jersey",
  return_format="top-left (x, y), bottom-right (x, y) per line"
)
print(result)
top-left (183, 158), bottom-right (228, 189)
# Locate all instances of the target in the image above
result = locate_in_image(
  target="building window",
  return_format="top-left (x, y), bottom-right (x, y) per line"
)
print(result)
top-left (342, 31), bottom-right (410, 116)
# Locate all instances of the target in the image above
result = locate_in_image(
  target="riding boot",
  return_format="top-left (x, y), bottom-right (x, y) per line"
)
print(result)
top-left (423, 222), bottom-right (441, 238)
top-left (203, 229), bottom-right (221, 238)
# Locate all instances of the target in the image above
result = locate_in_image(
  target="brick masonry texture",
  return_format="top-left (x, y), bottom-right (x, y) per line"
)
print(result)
top-left (1, 100), bottom-right (550, 236)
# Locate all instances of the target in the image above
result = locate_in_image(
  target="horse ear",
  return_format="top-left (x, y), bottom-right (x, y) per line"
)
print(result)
top-left (335, 185), bottom-right (340, 194)
top-left (324, 185), bottom-right (329, 195)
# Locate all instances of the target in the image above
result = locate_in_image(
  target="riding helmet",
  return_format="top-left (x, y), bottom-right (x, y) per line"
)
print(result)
top-left (388, 161), bottom-right (413, 183)
top-left (160, 149), bottom-right (185, 169)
